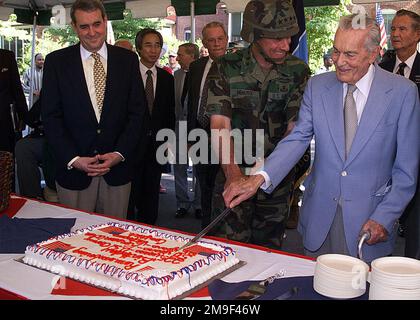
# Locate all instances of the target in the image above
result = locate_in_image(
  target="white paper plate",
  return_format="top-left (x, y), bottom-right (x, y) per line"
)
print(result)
top-left (371, 257), bottom-right (420, 278)
top-left (369, 281), bottom-right (420, 300)
top-left (313, 254), bottom-right (368, 299)
top-left (314, 276), bottom-right (366, 299)
top-left (370, 270), bottom-right (420, 289)
top-left (317, 254), bottom-right (369, 275)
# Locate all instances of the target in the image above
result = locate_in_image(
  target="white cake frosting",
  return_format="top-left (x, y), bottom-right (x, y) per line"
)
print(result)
top-left (23, 222), bottom-right (240, 299)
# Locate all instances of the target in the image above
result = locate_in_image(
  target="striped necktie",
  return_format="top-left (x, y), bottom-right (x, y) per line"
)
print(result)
top-left (145, 69), bottom-right (154, 114)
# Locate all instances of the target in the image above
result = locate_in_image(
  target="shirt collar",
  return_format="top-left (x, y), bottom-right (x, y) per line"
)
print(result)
top-left (344, 64), bottom-right (375, 98)
top-left (396, 51), bottom-right (417, 70)
top-left (139, 60), bottom-right (157, 76)
top-left (80, 42), bottom-right (108, 61)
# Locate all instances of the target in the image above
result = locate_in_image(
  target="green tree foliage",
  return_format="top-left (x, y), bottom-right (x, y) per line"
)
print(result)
top-left (111, 10), bottom-right (161, 43)
top-left (305, 0), bottom-right (351, 74)
top-left (20, 32), bottom-right (63, 74)
top-left (44, 23), bottom-right (78, 46)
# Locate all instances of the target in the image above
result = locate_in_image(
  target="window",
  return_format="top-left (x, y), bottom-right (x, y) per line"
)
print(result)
top-left (382, 9), bottom-right (396, 49)
top-left (230, 12), bottom-right (242, 42)
top-left (184, 29), bottom-right (191, 42)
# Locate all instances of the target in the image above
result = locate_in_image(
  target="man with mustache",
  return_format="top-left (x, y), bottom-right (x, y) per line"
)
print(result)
top-left (204, 0), bottom-right (310, 249)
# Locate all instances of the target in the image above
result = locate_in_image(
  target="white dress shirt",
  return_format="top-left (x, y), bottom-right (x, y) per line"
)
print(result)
top-left (80, 43), bottom-right (108, 123)
top-left (258, 64), bottom-right (376, 190)
top-left (342, 63), bottom-right (375, 125)
top-left (393, 51), bottom-right (417, 79)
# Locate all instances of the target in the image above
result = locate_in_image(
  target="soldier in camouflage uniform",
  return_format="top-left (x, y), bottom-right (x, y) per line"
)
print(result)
top-left (205, 0), bottom-right (310, 249)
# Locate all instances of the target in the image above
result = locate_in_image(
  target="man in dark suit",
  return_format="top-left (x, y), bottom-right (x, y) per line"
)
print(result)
top-left (0, 49), bottom-right (28, 153)
top-left (127, 28), bottom-right (175, 225)
top-left (173, 43), bottom-right (201, 219)
top-left (187, 22), bottom-right (228, 228)
top-left (379, 10), bottom-right (420, 94)
top-left (41, 0), bottom-right (145, 219)
top-left (379, 9), bottom-right (420, 259)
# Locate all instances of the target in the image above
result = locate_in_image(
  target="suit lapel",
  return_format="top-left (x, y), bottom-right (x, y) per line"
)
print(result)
top-left (70, 44), bottom-right (98, 125)
top-left (175, 70), bottom-right (184, 102)
top-left (345, 66), bottom-right (393, 165)
top-left (379, 56), bottom-right (395, 73)
top-left (100, 44), bottom-right (116, 124)
top-left (322, 79), bottom-right (346, 162)
top-left (409, 52), bottom-right (420, 88)
top-left (174, 70), bottom-right (184, 117)
top-left (153, 68), bottom-right (164, 117)
top-left (192, 57), bottom-right (209, 119)
top-left (198, 56), bottom-right (208, 75)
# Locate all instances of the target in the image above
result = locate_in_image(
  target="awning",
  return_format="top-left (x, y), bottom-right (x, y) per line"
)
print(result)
top-left (0, 0), bottom-right (343, 25)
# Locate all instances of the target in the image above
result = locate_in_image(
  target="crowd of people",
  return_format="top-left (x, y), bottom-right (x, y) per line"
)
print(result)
top-left (0, 0), bottom-right (419, 262)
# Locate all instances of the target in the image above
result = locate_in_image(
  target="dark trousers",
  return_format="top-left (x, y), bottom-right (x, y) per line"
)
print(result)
top-left (404, 188), bottom-right (420, 259)
top-left (1, 128), bottom-right (22, 193)
top-left (304, 205), bottom-right (349, 258)
top-left (128, 148), bottom-right (162, 225)
top-left (15, 136), bottom-right (57, 199)
top-left (15, 136), bottom-right (44, 199)
top-left (195, 163), bottom-right (219, 229)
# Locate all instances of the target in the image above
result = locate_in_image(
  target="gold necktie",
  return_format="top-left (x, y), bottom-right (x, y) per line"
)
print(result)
top-left (92, 52), bottom-right (106, 115)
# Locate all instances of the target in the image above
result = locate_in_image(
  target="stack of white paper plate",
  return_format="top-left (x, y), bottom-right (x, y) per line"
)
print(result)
top-left (313, 254), bottom-right (369, 299)
top-left (369, 256), bottom-right (420, 300)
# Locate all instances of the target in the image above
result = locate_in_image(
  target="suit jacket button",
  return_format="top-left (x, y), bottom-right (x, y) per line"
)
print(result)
top-left (341, 171), bottom-right (347, 177)
top-left (93, 150), bottom-right (98, 154)
top-left (97, 129), bottom-right (101, 134)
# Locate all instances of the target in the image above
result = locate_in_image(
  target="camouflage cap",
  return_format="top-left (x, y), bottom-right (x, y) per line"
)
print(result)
top-left (240, 0), bottom-right (299, 43)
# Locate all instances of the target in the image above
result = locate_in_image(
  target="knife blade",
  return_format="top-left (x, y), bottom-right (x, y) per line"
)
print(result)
top-left (177, 207), bottom-right (232, 251)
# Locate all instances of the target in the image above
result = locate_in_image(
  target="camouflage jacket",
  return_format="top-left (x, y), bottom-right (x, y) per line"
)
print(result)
top-left (206, 46), bottom-right (310, 161)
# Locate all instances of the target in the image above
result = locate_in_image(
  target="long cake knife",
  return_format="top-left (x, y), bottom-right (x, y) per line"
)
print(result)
top-left (178, 207), bottom-right (232, 251)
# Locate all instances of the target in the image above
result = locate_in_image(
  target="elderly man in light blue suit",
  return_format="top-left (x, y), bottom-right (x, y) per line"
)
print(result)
top-left (223, 14), bottom-right (420, 262)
